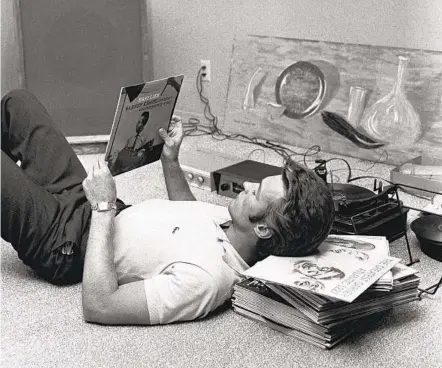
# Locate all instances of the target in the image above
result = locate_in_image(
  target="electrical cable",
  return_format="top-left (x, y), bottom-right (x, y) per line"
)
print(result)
top-left (348, 174), bottom-right (442, 196)
top-left (363, 150), bottom-right (389, 171)
top-left (185, 67), bottom-right (389, 180)
top-left (302, 145), bottom-right (321, 166)
top-left (324, 158), bottom-right (353, 182)
top-left (247, 148), bottom-right (266, 162)
top-left (183, 67), bottom-right (322, 162)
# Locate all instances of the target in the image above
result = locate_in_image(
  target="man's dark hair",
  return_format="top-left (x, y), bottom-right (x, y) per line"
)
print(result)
top-left (251, 159), bottom-right (335, 262)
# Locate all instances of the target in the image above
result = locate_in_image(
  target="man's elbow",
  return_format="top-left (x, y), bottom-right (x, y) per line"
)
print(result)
top-left (82, 292), bottom-right (112, 324)
top-left (82, 299), bottom-right (153, 326)
top-left (83, 304), bottom-right (124, 325)
top-left (82, 302), bottom-right (107, 324)
top-left (83, 309), bottom-right (99, 324)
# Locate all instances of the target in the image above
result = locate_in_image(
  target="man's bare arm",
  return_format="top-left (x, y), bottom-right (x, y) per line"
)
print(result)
top-left (161, 156), bottom-right (196, 201)
top-left (81, 211), bottom-right (117, 312)
top-left (81, 160), bottom-right (150, 325)
top-left (159, 116), bottom-right (196, 201)
top-left (81, 210), bottom-right (150, 325)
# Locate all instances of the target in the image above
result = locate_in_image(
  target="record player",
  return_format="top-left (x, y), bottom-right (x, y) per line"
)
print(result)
top-left (323, 173), bottom-right (441, 298)
top-left (328, 181), bottom-right (409, 242)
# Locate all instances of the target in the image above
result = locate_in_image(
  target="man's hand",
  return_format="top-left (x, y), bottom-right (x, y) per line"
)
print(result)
top-left (82, 159), bottom-right (117, 204)
top-left (159, 115), bottom-right (195, 201)
top-left (159, 115), bottom-right (183, 162)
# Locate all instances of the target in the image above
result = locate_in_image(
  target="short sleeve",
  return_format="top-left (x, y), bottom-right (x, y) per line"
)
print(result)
top-left (144, 262), bottom-right (219, 325)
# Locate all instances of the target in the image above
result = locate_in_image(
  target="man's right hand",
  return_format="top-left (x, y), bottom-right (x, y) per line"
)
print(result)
top-left (159, 115), bottom-right (183, 162)
top-left (82, 160), bottom-right (117, 205)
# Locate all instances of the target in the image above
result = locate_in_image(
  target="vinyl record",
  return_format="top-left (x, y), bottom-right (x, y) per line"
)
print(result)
top-left (418, 238), bottom-right (442, 261)
top-left (328, 183), bottom-right (376, 216)
top-left (411, 215), bottom-right (442, 244)
top-left (328, 183), bottom-right (374, 202)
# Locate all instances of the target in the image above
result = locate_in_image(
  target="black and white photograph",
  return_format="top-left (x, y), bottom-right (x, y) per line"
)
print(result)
top-left (1, 0), bottom-right (441, 366)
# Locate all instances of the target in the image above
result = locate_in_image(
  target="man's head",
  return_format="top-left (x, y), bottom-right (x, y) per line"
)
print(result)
top-left (136, 111), bottom-right (150, 134)
top-left (228, 159), bottom-right (335, 263)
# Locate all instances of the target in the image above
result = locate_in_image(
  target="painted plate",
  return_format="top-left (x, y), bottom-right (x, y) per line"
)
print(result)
top-left (275, 61), bottom-right (325, 119)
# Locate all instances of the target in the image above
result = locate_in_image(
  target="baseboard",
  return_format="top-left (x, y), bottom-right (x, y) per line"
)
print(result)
top-left (67, 108), bottom-right (220, 155)
top-left (67, 135), bottom-right (109, 155)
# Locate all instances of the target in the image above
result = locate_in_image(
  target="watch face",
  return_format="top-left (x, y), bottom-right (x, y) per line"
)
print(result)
top-left (98, 202), bottom-right (109, 211)
top-left (93, 202), bottom-right (117, 212)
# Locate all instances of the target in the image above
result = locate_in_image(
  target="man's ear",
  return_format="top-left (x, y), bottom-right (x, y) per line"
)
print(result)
top-left (254, 223), bottom-right (272, 239)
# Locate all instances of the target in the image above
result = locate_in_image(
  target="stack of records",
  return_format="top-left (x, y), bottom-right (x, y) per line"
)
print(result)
top-left (319, 236), bottom-right (395, 292)
top-left (232, 235), bottom-right (420, 349)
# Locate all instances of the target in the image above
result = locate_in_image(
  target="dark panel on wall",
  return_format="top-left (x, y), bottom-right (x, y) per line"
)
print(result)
top-left (20, 0), bottom-right (144, 136)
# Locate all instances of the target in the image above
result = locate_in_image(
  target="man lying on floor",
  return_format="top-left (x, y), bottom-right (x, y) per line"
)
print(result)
top-left (1, 89), bottom-right (335, 325)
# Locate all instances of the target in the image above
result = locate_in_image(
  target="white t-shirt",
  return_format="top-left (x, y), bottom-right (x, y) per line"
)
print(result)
top-left (112, 199), bottom-right (249, 324)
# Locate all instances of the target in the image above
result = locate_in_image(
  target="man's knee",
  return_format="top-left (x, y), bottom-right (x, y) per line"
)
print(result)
top-left (3, 88), bottom-right (36, 101)
top-left (4, 88), bottom-right (35, 99)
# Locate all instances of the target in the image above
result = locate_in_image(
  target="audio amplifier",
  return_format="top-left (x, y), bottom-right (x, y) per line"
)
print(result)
top-left (213, 160), bottom-right (282, 199)
top-left (179, 149), bottom-right (243, 192)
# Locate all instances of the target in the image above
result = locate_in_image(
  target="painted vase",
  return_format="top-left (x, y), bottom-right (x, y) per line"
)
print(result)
top-left (359, 56), bottom-right (422, 146)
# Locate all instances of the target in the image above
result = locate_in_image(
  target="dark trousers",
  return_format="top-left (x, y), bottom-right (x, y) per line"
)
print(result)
top-left (1, 89), bottom-right (94, 285)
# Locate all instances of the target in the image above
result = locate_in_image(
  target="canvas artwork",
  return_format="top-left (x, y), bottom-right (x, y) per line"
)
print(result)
top-left (223, 35), bottom-right (442, 165)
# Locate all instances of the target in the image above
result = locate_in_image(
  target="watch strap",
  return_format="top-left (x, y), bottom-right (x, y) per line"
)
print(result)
top-left (91, 202), bottom-right (117, 212)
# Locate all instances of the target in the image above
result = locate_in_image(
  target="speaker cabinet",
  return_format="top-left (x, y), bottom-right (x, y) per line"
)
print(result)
top-left (19, 0), bottom-right (144, 136)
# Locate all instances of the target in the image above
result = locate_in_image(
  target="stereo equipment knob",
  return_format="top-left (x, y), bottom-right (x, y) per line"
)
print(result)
top-left (197, 176), bottom-right (204, 183)
top-left (220, 183), bottom-right (230, 191)
top-left (187, 173), bottom-right (194, 180)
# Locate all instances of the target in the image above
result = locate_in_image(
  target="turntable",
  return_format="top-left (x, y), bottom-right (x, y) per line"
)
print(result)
top-left (326, 179), bottom-right (441, 298)
top-left (328, 182), bottom-right (409, 242)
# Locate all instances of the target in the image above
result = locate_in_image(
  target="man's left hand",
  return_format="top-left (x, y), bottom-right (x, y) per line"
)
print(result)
top-left (82, 159), bottom-right (117, 205)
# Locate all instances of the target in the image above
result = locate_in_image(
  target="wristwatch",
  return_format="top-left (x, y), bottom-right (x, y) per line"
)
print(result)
top-left (91, 202), bottom-right (117, 212)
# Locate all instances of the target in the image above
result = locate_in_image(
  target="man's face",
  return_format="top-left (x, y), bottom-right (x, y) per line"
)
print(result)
top-left (294, 279), bottom-right (324, 291)
top-left (297, 262), bottom-right (322, 277)
top-left (136, 116), bottom-right (149, 133)
top-left (228, 175), bottom-right (285, 232)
